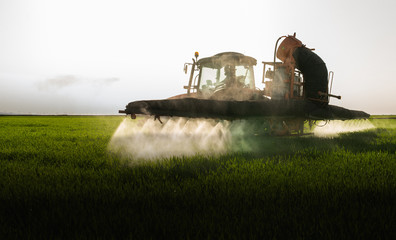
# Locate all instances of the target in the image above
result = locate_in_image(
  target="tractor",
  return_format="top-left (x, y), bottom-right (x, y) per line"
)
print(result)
top-left (119, 33), bottom-right (369, 135)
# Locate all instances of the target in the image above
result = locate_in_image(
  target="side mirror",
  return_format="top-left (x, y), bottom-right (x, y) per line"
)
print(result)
top-left (183, 64), bottom-right (188, 74)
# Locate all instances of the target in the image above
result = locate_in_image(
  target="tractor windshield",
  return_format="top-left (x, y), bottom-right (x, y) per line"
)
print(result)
top-left (199, 65), bottom-right (255, 95)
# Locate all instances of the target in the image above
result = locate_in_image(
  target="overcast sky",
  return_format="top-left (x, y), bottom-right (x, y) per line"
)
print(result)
top-left (1, 0), bottom-right (395, 114)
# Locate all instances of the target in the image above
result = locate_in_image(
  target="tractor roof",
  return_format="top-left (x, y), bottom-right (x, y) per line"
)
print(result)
top-left (197, 52), bottom-right (257, 69)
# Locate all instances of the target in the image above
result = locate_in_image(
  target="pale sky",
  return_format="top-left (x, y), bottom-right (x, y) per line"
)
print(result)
top-left (0, 0), bottom-right (395, 115)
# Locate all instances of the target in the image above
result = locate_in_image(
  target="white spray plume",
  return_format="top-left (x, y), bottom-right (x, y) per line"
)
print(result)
top-left (313, 119), bottom-right (375, 138)
top-left (108, 117), bottom-right (375, 162)
top-left (108, 117), bottom-right (233, 161)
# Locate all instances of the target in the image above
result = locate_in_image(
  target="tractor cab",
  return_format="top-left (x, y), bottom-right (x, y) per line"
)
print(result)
top-left (183, 52), bottom-right (261, 100)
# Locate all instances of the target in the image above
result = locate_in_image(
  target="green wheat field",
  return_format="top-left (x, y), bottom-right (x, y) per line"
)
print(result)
top-left (0, 115), bottom-right (395, 239)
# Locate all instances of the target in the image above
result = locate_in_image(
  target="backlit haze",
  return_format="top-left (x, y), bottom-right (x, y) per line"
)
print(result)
top-left (1, 0), bottom-right (395, 115)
